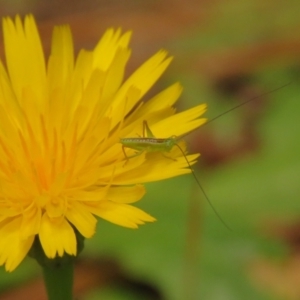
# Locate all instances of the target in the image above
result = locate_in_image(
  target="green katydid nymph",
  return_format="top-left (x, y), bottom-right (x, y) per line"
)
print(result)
top-left (120, 120), bottom-right (180, 159)
top-left (119, 83), bottom-right (291, 230)
top-left (120, 120), bottom-right (232, 230)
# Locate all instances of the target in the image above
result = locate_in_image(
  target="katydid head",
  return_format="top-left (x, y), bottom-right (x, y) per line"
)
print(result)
top-left (165, 135), bottom-right (178, 151)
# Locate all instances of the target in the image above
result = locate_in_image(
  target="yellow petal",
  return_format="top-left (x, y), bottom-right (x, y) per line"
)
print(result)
top-left (107, 184), bottom-right (146, 204)
top-left (20, 203), bottom-right (41, 238)
top-left (109, 50), bottom-right (173, 127)
top-left (39, 214), bottom-right (76, 258)
top-left (152, 103), bottom-right (207, 137)
top-left (3, 15), bottom-right (46, 103)
top-left (47, 25), bottom-right (74, 91)
top-left (66, 202), bottom-right (96, 238)
top-left (135, 82), bottom-right (183, 117)
top-left (93, 28), bottom-right (131, 71)
top-left (113, 152), bottom-right (199, 185)
top-left (86, 202), bottom-right (156, 228)
top-left (0, 218), bottom-right (34, 271)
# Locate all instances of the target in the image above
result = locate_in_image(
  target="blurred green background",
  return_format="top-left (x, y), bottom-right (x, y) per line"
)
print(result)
top-left (0, 0), bottom-right (300, 299)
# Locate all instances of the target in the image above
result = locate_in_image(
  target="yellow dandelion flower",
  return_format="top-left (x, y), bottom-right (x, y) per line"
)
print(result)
top-left (0, 15), bottom-right (207, 271)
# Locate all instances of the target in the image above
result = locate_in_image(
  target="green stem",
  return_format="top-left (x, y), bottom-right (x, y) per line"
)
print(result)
top-left (42, 261), bottom-right (74, 300)
top-left (28, 230), bottom-right (85, 300)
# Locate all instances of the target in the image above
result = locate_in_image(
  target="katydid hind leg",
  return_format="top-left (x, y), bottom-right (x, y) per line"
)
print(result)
top-left (143, 120), bottom-right (155, 138)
